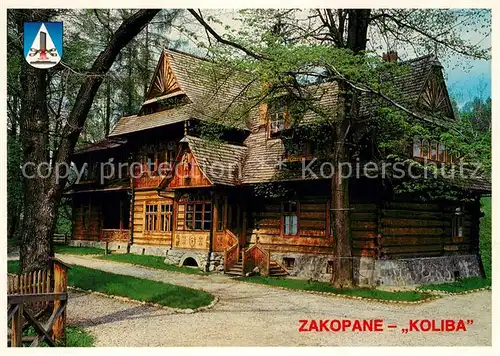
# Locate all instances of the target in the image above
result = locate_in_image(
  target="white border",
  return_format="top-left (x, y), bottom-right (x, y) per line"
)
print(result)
top-left (0, 2), bottom-right (496, 356)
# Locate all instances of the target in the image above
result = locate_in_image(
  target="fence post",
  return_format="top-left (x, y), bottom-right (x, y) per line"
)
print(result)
top-left (11, 303), bottom-right (23, 347)
top-left (266, 250), bottom-right (271, 276)
top-left (52, 258), bottom-right (70, 344)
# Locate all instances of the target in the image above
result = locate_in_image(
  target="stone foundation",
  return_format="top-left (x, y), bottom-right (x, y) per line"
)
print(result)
top-left (68, 239), bottom-right (128, 252)
top-left (270, 252), bottom-right (334, 281)
top-left (163, 249), bottom-right (224, 272)
top-left (269, 252), bottom-right (483, 286)
top-left (128, 244), bottom-right (169, 257)
top-left (372, 254), bottom-right (483, 286)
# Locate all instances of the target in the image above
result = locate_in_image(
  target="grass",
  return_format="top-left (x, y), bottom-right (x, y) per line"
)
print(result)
top-left (419, 277), bottom-right (491, 293)
top-left (8, 260), bottom-right (214, 309)
top-left (21, 325), bottom-right (95, 347)
top-left (98, 253), bottom-right (206, 275)
top-left (65, 326), bottom-right (95, 347)
top-left (54, 245), bottom-right (105, 255)
top-left (240, 275), bottom-right (433, 302)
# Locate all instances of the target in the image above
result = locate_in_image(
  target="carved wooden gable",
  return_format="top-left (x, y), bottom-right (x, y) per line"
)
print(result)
top-left (145, 50), bottom-right (181, 101)
top-left (418, 68), bottom-right (454, 119)
top-left (164, 147), bottom-right (212, 189)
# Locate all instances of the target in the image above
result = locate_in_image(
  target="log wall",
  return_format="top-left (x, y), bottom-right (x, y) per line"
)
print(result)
top-left (132, 190), bottom-right (174, 246)
top-left (350, 203), bottom-right (379, 258)
top-left (248, 198), bottom-right (334, 254)
top-left (378, 201), bottom-right (478, 259)
top-left (72, 198), bottom-right (102, 241)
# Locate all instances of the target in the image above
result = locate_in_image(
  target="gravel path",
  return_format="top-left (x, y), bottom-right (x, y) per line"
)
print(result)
top-left (59, 254), bottom-right (492, 347)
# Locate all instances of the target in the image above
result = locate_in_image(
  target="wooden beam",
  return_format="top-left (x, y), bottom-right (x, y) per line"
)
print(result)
top-left (23, 308), bottom-right (56, 347)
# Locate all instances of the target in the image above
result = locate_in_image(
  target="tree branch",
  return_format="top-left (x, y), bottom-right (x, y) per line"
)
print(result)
top-left (188, 9), bottom-right (270, 61)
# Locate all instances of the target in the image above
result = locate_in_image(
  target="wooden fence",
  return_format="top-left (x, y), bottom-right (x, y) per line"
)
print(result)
top-left (52, 233), bottom-right (68, 245)
top-left (7, 258), bottom-right (70, 347)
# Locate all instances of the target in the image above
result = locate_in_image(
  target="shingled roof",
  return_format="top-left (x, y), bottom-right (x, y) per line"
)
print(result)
top-left (359, 54), bottom-right (454, 119)
top-left (109, 49), bottom-right (251, 137)
top-left (181, 135), bottom-right (248, 186)
top-left (74, 138), bottom-right (127, 155)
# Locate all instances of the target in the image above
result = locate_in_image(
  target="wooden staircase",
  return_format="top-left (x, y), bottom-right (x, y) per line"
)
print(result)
top-left (225, 250), bottom-right (245, 276)
top-left (224, 247), bottom-right (288, 277)
top-left (268, 261), bottom-right (288, 277)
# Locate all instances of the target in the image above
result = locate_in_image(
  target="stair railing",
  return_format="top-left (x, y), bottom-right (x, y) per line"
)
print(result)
top-left (243, 243), bottom-right (270, 276)
top-left (223, 229), bottom-right (239, 272)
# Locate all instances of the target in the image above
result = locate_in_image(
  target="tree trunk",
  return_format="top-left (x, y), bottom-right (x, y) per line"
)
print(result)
top-left (18, 9), bottom-right (160, 273)
top-left (330, 83), bottom-right (353, 288)
top-left (19, 53), bottom-right (55, 272)
top-left (330, 9), bottom-right (371, 287)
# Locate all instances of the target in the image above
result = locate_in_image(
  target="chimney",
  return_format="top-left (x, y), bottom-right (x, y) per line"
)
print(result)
top-left (382, 50), bottom-right (398, 62)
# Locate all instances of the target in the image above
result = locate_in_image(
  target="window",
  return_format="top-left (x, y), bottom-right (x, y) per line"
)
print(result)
top-left (268, 102), bottom-right (287, 137)
top-left (145, 204), bottom-right (158, 231)
top-left (421, 139), bottom-right (429, 158)
top-left (412, 138), bottom-right (455, 164)
top-left (283, 257), bottom-right (295, 269)
top-left (438, 143), bottom-right (446, 162)
top-left (452, 206), bottom-right (465, 239)
top-left (184, 202), bottom-right (212, 231)
top-left (144, 202), bottom-right (173, 233)
top-left (160, 204), bottom-right (173, 232)
top-left (283, 201), bottom-right (299, 236)
top-left (146, 153), bottom-right (156, 173)
top-left (412, 138), bottom-right (421, 157)
top-left (326, 261), bottom-right (334, 274)
top-left (430, 141), bottom-right (438, 160)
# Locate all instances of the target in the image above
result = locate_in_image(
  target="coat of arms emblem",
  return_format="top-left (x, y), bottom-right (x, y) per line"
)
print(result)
top-left (24, 22), bottom-right (63, 69)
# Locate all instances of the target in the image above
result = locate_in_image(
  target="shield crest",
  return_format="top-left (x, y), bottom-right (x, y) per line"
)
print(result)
top-left (24, 22), bottom-right (63, 69)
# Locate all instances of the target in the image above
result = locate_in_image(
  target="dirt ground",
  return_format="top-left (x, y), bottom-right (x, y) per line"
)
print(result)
top-left (60, 254), bottom-right (492, 347)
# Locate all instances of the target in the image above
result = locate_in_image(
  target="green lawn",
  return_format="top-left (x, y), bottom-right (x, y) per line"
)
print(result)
top-left (98, 253), bottom-right (206, 275)
top-left (54, 245), bottom-right (105, 255)
top-left (419, 277), bottom-right (491, 293)
top-left (8, 260), bottom-right (213, 309)
top-left (240, 275), bottom-right (433, 302)
top-left (65, 326), bottom-right (95, 347)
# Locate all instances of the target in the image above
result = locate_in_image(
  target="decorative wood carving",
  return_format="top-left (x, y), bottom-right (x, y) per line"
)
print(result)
top-left (419, 70), bottom-right (453, 118)
top-left (145, 51), bottom-right (181, 101)
top-left (174, 231), bottom-right (210, 250)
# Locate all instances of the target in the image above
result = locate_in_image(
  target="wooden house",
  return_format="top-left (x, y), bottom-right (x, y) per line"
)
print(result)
top-left (66, 49), bottom-right (491, 286)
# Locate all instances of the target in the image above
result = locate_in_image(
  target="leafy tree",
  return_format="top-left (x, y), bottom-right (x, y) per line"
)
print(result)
top-left (8, 9), bottom-right (161, 272)
top-left (188, 8), bottom-right (490, 287)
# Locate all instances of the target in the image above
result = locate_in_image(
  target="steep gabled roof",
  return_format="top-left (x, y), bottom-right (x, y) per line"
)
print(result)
top-left (109, 104), bottom-right (193, 137)
top-left (359, 54), bottom-right (455, 119)
top-left (109, 49), bottom-right (251, 137)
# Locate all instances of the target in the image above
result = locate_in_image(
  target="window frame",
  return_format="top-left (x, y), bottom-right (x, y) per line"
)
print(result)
top-left (159, 203), bottom-right (173, 232)
top-left (282, 200), bottom-right (299, 237)
top-left (452, 206), bottom-right (465, 242)
top-left (183, 200), bottom-right (212, 232)
top-left (144, 201), bottom-right (173, 234)
top-left (267, 101), bottom-right (288, 138)
top-left (412, 138), bottom-right (454, 164)
top-left (283, 257), bottom-right (295, 269)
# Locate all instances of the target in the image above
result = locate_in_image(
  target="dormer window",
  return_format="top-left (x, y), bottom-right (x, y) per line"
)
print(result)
top-left (268, 102), bottom-right (288, 137)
